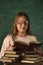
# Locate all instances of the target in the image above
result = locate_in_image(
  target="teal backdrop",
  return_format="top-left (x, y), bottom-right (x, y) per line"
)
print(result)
top-left (0, 0), bottom-right (43, 65)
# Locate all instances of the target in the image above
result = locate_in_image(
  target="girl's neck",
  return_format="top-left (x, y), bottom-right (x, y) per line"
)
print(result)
top-left (17, 32), bottom-right (27, 37)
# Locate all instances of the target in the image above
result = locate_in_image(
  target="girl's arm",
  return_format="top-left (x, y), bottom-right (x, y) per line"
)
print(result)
top-left (33, 46), bottom-right (43, 56)
top-left (0, 35), bottom-right (14, 58)
top-left (0, 35), bottom-right (10, 58)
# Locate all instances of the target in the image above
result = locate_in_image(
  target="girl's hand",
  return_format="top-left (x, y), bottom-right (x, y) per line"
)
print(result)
top-left (8, 46), bottom-right (14, 51)
top-left (33, 47), bottom-right (43, 56)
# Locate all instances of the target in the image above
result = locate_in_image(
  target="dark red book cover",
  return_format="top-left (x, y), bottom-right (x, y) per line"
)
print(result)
top-left (14, 41), bottom-right (42, 53)
top-left (14, 41), bottom-right (29, 53)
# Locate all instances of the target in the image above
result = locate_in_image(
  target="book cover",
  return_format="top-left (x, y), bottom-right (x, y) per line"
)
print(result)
top-left (14, 41), bottom-right (29, 53)
top-left (14, 41), bottom-right (42, 53)
top-left (5, 54), bottom-right (19, 58)
top-left (4, 51), bottom-right (16, 55)
top-left (23, 57), bottom-right (41, 61)
top-left (0, 58), bottom-right (12, 62)
top-left (3, 57), bottom-right (15, 60)
top-left (24, 54), bottom-right (40, 58)
top-left (21, 59), bottom-right (41, 63)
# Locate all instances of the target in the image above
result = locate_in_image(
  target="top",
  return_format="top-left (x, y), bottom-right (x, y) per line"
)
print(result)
top-left (0, 34), bottom-right (37, 58)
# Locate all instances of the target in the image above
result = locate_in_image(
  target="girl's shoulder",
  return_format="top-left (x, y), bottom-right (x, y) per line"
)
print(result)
top-left (4, 34), bottom-right (12, 40)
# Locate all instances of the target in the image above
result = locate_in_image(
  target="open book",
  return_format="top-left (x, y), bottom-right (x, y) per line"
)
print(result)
top-left (14, 41), bottom-right (42, 53)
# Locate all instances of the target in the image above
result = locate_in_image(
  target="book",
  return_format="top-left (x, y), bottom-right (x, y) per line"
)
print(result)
top-left (23, 54), bottom-right (41, 60)
top-left (23, 57), bottom-right (41, 61)
top-left (5, 54), bottom-right (19, 58)
top-left (30, 41), bottom-right (42, 48)
top-left (24, 54), bottom-right (40, 58)
top-left (14, 41), bottom-right (42, 53)
top-left (27, 42), bottom-right (42, 52)
top-left (14, 41), bottom-right (29, 53)
top-left (21, 59), bottom-right (41, 63)
top-left (0, 58), bottom-right (12, 62)
top-left (4, 51), bottom-right (16, 55)
top-left (21, 52), bottom-right (42, 63)
top-left (3, 57), bottom-right (15, 60)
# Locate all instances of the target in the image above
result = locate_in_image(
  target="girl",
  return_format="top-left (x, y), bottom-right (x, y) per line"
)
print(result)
top-left (0, 12), bottom-right (43, 58)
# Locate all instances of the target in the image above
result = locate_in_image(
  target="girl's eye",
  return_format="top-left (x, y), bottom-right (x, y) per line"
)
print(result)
top-left (17, 21), bottom-right (28, 25)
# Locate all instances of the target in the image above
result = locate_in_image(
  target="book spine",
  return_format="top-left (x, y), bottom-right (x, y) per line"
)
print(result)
top-left (5, 54), bottom-right (19, 58)
top-left (4, 51), bottom-right (16, 54)
top-left (0, 59), bottom-right (12, 62)
top-left (3, 57), bottom-right (15, 60)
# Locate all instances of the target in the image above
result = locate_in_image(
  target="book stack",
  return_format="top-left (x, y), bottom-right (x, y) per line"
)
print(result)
top-left (0, 41), bottom-right (42, 63)
top-left (0, 51), bottom-right (20, 63)
top-left (21, 53), bottom-right (42, 63)
top-left (14, 41), bottom-right (42, 63)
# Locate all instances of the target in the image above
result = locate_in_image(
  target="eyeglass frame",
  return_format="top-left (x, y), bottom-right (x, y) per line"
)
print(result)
top-left (16, 21), bottom-right (28, 25)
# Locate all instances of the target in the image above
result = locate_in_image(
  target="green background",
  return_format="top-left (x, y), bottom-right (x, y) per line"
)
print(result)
top-left (0, 0), bottom-right (43, 64)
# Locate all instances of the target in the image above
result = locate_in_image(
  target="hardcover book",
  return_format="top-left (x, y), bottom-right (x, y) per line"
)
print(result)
top-left (21, 59), bottom-right (41, 63)
top-left (4, 51), bottom-right (16, 55)
top-left (14, 41), bottom-right (42, 53)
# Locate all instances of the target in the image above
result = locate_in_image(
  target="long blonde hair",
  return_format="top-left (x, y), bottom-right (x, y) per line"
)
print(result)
top-left (11, 12), bottom-right (32, 41)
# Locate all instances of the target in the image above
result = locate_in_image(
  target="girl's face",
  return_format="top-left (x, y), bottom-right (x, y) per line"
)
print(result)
top-left (16, 16), bottom-right (28, 33)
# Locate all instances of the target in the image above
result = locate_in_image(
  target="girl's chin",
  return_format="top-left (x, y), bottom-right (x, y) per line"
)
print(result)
top-left (19, 30), bottom-right (26, 33)
top-left (18, 29), bottom-right (26, 33)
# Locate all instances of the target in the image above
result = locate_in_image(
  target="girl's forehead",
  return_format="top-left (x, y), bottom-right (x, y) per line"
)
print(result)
top-left (16, 16), bottom-right (27, 21)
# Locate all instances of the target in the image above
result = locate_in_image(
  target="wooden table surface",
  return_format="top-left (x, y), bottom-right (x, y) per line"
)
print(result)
top-left (3, 61), bottom-right (43, 65)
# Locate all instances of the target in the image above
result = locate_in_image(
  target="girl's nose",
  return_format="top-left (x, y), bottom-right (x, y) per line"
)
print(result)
top-left (21, 23), bottom-right (25, 27)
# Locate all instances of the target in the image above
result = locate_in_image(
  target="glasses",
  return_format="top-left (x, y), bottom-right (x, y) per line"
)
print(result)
top-left (17, 21), bottom-right (28, 25)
